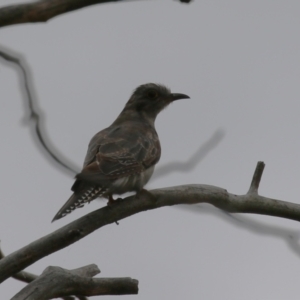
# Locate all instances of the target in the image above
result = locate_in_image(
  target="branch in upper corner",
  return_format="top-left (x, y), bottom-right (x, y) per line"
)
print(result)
top-left (0, 0), bottom-right (192, 28)
top-left (247, 161), bottom-right (265, 194)
top-left (0, 46), bottom-right (78, 176)
top-left (11, 264), bottom-right (138, 300)
top-left (1, 161), bottom-right (300, 283)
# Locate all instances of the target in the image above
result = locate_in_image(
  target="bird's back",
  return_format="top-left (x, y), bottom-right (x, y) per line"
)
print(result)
top-left (52, 119), bottom-right (160, 222)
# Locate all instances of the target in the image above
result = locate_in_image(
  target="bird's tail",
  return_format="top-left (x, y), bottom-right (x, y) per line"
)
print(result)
top-left (52, 179), bottom-right (105, 222)
top-left (51, 193), bottom-right (84, 222)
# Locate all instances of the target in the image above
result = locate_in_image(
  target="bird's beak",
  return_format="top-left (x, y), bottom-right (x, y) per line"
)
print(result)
top-left (170, 93), bottom-right (190, 101)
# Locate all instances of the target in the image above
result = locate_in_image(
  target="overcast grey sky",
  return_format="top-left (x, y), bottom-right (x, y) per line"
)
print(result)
top-left (1, 0), bottom-right (300, 299)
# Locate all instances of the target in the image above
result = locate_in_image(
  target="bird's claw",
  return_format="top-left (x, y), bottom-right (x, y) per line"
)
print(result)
top-left (107, 195), bottom-right (123, 206)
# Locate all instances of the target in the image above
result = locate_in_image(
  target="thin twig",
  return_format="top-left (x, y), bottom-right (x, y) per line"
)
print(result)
top-left (247, 161), bottom-right (265, 194)
top-left (0, 46), bottom-right (78, 175)
top-left (178, 204), bottom-right (300, 259)
top-left (153, 129), bottom-right (225, 180)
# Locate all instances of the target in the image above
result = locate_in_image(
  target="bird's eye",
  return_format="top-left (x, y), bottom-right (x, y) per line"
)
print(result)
top-left (147, 90), bottom-right (158, 99)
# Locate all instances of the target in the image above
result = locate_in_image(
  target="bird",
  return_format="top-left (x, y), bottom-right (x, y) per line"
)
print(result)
top-left (52, 83), bottom-right (189, 222)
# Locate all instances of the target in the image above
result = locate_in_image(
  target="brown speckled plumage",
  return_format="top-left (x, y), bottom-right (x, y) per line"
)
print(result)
top-left (52, 83), bottom-right (189, 222)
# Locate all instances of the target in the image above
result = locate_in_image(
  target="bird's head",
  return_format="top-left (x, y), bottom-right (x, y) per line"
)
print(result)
top-left (122, 83), bottom-right (189, 122)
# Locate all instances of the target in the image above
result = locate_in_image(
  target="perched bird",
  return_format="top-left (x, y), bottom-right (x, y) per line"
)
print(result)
top-left (52, 83), bottom-right (189, 222)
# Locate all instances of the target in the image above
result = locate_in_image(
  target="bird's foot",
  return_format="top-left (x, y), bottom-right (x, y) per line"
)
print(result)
top-left (107, 195), bottom-right (123, 206)
top-left (106, 195), bottom-right (121, 225)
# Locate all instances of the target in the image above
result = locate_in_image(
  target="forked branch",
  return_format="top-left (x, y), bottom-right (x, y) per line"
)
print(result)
top-left (11, 264), bottom-right (138, 300)
top-left (0, 246), bottom-right (88, 300)
top-left (0, 161), bottom-right (300, 283)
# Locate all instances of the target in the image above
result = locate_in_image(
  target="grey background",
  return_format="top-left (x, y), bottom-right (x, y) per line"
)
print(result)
top-left (1, 0), bottom-right (300, 299)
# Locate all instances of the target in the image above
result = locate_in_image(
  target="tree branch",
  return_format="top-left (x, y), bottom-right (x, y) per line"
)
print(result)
top-left (0, 244), bottom-right (37, 283)
top-left (0, 0), bottom-right (192, 28)
top-left (247, 161), bottom-right (265, 194)
top-left (0, 162), bottom-right (300, 283)
top-left (178, 204), bottom-right (300, 259)
top-left (11, 264), bottom-right (138, 299)
top-left (0, 245), bottom-right (87, 300)
top-left (0, 45), bottom-right (79, 175)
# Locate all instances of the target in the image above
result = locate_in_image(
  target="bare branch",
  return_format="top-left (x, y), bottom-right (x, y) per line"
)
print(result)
top-left (12, 264), bottom-right (138, 299)
top-left (0, 245), bottom-right (87, 300)
top-left (153, 129), bottom-right (225, 180)
top-left (178, 204), bottom-right (300, 259)
top-left (0, 244), bottom-right (37, 283)
top-left (1, 162), bottom-right (300, 283)
top-left (247, 161), bottom-right (265, 194)
top-left (0, 0), bottom-right (192, 28)
top-left (0, 45), bottom-right (79, 175)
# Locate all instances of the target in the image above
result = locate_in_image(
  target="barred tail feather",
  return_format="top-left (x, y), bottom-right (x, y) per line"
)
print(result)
top-left (51, 186), bottom-right (103, 222)
top-left (51, 194), bottom-right (81, 222)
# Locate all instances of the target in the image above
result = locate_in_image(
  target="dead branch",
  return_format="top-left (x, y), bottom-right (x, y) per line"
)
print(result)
top-left (0, 162), bottom-right (300, 283)
top-left (0, 245), bottom-right (37, 283)
top-left (0, 246), bottom-right (88, 300)
top-left (0, 0), bottom-right (192, 28)
top-left (11, 264), bottom-right (138, 300)
top-left (0, 45), bottom-right (79, 175)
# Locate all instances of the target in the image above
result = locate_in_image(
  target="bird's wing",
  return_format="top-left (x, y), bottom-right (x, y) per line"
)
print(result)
top-left (73, 124), bottom-right (161, 191)
top-left (52, 126), bottom-right (160, 222)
